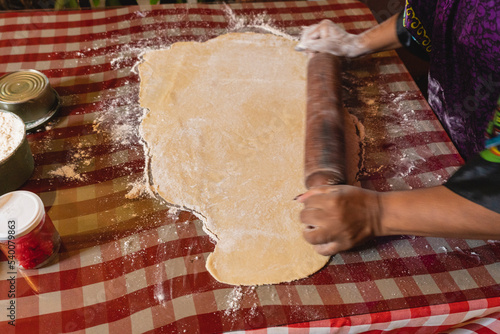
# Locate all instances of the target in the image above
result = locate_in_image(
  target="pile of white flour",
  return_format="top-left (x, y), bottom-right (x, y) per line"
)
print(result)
top-left (0, 112), bottom-right (24, 162)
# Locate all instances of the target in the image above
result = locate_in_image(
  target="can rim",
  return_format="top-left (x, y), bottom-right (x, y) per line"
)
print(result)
top-left (25, 88), bottom-right (60, 131)
top-left (0, 69), bottom-right (50, 105)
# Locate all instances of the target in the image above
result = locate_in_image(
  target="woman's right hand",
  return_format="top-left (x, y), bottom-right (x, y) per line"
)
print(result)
top-left (296, 19), bottom-right (367, 58)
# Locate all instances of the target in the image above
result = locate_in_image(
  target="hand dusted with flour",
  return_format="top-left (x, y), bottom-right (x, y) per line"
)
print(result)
top-left (138, 33), bottom-right (329, 285)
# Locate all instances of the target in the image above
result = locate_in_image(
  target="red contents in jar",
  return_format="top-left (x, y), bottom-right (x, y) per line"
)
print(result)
top-left (14, 214), bottom-right (59, 269)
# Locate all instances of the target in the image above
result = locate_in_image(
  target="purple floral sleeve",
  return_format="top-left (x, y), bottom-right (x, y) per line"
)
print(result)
top-left (403, 0), bottom-right (436, 53)
top-left (402, 0), bottom-right (500, 160)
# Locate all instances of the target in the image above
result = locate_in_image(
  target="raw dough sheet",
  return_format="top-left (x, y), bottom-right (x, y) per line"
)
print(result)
top-left (139, 33), bottom-right (329, 285)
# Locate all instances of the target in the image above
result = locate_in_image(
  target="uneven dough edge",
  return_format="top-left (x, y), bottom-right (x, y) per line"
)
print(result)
top-left (138, 33), bottom-right (332, 286)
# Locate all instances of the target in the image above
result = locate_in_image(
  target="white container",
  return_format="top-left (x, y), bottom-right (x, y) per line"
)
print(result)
top-left (0, 191), bottom-right (60, 269)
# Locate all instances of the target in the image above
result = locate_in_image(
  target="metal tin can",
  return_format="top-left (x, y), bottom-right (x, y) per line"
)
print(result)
top-left (0, 191), bottom-right (61, 269)
top-left (0, 70), bottom-right (60, 131)
top-left (0, 111), bottom-right (34, 196)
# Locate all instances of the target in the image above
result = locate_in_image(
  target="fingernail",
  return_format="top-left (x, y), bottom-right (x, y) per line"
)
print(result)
top-left (293, 193), bottom-right (304, 201)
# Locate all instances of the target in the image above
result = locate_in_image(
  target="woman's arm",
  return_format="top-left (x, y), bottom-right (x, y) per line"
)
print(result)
top-left (298, 185), bottom-right (500, 256)
top-left (380, 186), bottom-right (500, 239)
top-left (296, 14), bottom-right (402, 58)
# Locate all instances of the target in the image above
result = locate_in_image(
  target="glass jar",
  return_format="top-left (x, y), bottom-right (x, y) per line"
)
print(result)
top-left (0, 191), bottom-right (60, 269)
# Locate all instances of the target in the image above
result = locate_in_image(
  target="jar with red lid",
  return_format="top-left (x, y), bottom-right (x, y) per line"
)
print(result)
top-left (0, 191), bottom-right (60, 269)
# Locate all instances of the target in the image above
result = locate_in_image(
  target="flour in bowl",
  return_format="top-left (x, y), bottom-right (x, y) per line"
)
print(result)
top-left (0, 112), bottom-right (25, 162)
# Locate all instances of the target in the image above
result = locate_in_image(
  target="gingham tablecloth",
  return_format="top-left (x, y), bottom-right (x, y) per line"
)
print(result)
top-left (1, 1), bottom-right (500, 333)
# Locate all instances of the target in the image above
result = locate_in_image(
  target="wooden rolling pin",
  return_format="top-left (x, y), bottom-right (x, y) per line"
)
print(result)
top-left (304, 53), bottom-right (346, 188)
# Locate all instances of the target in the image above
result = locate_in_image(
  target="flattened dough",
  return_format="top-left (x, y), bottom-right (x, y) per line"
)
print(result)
top-left (139, 33), bottom-right (329, 285)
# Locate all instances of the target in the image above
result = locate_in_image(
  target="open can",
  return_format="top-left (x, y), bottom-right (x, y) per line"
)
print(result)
top-left (0, 191), bottom-right (61, 269)
top-left (0, 70), bottom-right (60, 131)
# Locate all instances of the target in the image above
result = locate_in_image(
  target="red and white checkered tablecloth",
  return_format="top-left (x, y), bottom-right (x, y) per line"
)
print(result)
top-left (1, 1), bottom-right (500, 333)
